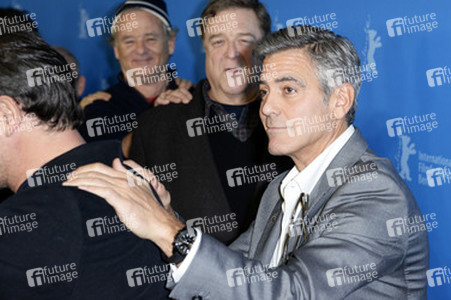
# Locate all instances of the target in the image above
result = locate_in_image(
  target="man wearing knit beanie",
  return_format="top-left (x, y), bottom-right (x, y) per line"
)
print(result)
top-left (79, 0), bottom-right (185, 145)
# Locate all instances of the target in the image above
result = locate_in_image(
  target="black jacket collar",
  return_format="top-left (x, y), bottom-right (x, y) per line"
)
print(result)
top-left (18, 141), bottom-right (122, 193)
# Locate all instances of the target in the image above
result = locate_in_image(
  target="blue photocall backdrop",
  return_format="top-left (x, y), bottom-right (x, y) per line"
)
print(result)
top-left (1, 0), bottom-right (450, 298)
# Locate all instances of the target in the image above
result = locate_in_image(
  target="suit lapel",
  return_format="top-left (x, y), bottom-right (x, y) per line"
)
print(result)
top-left (307, 128), bottom-right (369, 212)
top-left (250, 128), bottom-right (370, 263)
top-left (252, 199), bottom-right (283, 264)
top-left (291, 128), bottom-right (370, 249)
top-left (248, 174), bottom-right (286, 261)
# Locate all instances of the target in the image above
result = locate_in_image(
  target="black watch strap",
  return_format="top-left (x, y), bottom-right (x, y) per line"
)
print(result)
top-left (163, 247), bottom-right (186, 264)
top-left (162, 226), bottom-right (197, 264)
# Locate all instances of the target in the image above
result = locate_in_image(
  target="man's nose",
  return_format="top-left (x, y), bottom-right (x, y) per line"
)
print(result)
top-left (225, 41), bottom-right (239, 59)
top-left (261, 91), bottom-right (279, 117)
top-left (135, 40), bottom-right (147, 54)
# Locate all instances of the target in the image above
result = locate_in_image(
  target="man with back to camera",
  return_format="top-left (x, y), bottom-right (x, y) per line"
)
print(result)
top-left (0, 7), bottom-right (39, 204)
top-left (129, 0), bottom-right (292, 244)
top-left (66, 25), bottom-right (429, 299)
top-left (0, 31), bottom-right (170, 299)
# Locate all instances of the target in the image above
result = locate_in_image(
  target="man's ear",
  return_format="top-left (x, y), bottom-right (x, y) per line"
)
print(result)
top-left (168, 35), bottom-right (176, 56)
top-left (0, 96), bottom-right (23, 137)
top-left (76, 75), bottom-right (86, 98)
top-left (113, 43), bottom-right (120, 60)
top-left (328, 83), bottom-right (355, 120)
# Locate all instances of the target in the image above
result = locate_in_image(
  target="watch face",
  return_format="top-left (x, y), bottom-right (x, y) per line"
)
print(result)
top-left (174, 231), bottom-right (196, 256)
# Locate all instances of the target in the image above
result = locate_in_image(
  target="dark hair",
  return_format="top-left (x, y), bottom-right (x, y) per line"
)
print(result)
top-left (0, 31), bottom-right (83, 131)
top-left (200, 0), bottom-right (271, 39)
top-left (254, 25), bottom-right (361, 125)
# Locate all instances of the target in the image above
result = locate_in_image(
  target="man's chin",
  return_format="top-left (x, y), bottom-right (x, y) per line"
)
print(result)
top-left (267, 144), bottom-right (287, 157)
top-left (222, 85), bottom-right (247, 98)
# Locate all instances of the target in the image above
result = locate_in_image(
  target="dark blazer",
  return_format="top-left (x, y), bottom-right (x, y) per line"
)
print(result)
top-left (79, 73), bottom-right (178, 142)
top-left (168, 129), bottom-right (429, 300)
top-left (130, 79), bottom-right (292, 243)
top-left (0, 141), bottom-right (169, 299)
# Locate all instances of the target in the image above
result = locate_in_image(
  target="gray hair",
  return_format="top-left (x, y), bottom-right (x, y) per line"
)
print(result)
top-left (254, 25), bottom-right (361, 124)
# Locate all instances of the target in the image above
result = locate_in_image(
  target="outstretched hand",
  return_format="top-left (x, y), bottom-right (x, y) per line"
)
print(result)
top-left (63, 158), bottom-right (184, 256)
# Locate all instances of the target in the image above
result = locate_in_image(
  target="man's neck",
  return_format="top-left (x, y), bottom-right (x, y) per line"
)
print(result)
top-left (134, 79), bottom-right (168, 99)
top-left (207, 87), bottom-right (258, 106)
top-left (292, 124), bottom-right (350, 172)
top-left (8, 129), bottom-right (85, 193)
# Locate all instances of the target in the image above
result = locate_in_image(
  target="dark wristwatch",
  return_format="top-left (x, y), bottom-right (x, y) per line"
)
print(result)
top-left (163, 226), bottom-right (197, 264)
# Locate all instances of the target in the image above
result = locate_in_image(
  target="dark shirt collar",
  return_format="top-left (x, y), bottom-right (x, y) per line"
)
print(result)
top-left (202, 80), bottom-right (261, 142)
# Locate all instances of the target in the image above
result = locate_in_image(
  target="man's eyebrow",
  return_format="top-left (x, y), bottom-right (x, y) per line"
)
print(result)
top-left (208, 33), bottom-right (224, 41)
top-left (120, 32), bottom-right (158, 40)
top-left (144, 32), bottom-right (159, 37)
top-left (236, 32), bottom-right (257, 39)
top-left (208, 32), bottom-right (257, 42)
top-left (274, 76), bottom-right (305, 87)
top-left (119, 34), bottom-right (133, 40)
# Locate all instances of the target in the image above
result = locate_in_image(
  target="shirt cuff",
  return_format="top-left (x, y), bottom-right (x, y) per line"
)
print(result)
top-left (170, 228), bottom-right (202, 283)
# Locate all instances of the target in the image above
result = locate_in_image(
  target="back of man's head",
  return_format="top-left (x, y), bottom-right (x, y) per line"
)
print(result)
top-left (254, 25), bottom-right (361, 124)
top-left (0, 31), bottom-right (83, 131)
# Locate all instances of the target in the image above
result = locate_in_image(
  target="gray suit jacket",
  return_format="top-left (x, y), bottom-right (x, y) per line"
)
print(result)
top-left (168, 129), bottom-right (429, 299)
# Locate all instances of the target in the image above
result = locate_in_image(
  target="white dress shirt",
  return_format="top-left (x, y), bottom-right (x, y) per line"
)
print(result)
top-left (270, 125), bottom-right (355, 267)
top-left (172, 125), bottom-right (355, 281)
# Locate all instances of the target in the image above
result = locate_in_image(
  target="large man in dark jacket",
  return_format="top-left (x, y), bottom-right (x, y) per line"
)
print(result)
top-left (130, 0), bottom-right (292, 244)
top-left (0, 31), bottom-right (169, 299)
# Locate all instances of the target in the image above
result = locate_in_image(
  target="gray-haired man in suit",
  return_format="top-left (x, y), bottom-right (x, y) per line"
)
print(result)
top-left (65, 25), bottom-right (429, 299)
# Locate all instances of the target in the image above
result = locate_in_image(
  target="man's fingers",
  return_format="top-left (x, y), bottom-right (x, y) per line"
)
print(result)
top-left (154, 88), bottom-right (193, 106)
top-left (120, 159), bottom-right (158, 185)
top-left (89, 91), bottom-right (112, 101)
top-left (112, 158), bottom-right (129, 173)
top-left (154, 91), bottom-right (172, 106)
top-left (121, 159), bottom-right (144, 171)
top-left (64, 166), bottom-right (126, 189)
top-left (176, 88), bottom-right (193, 102)
top-left (121, 133), bottom-right (133, 158)
top-left (65, 161), bottom-right (124, 180)
top-left (178, 79), bottom-right (193, 90)
top-left (153, 99), bottom-right (170, 107)
top-left (163, 91), bottom-right (189, 104)
top-left (80, 91), bottom-right (112, 109)
top-left (63, 173), bottom-right (124, 189)
top-left (170, 87), bottom-right (192, 100)
top-left (96, 92), bottom-right (112, 101)
top-left (174, 77), bottom-right (192, 89)
top-left (118, 159), bottom-right (170, 209)
top-left (164, 94), bottom-right (183, 104)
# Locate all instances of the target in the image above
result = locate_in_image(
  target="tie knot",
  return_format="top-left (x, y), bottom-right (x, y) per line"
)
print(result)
top-left (282, 181), bottom-right (302, 213)
top-left (283, 181), bottom-right (302, 201)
